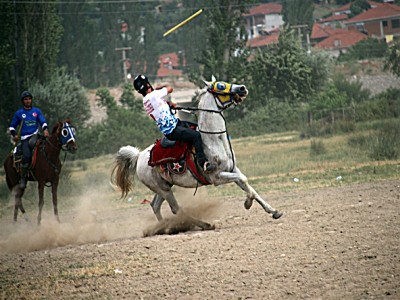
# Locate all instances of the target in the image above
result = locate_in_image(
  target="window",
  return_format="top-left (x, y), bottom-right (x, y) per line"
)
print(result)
top-left (355, 22), bottom-right (365, 32)
top-left (383, 20), bottom-right (388, 27)
top-left (392, 19), bottom-right (400, 29)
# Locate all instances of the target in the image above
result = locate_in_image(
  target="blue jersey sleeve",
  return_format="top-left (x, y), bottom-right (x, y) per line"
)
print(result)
top-left (36, 108), bottom-right (48, 129)
top-left (9, 110), bottom-right (23, 132)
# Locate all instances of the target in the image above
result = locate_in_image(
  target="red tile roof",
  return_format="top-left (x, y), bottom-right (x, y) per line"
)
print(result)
top-left (333, 1), bottom-right (383, 13)
top-left (247, 32), bottom-right (279, 48)
top-left (243, 3), bottom-right (282, 17)
top-left (157, 52), bottom-right (184, 78)
top-left (314, 30), bottom-right (367, 50)
top-left (319, 13), bottom-right (349, 23)
top-left (311, 23), bottom-right (348, 40)
top-left (345, 3), bottom-right (400, 23)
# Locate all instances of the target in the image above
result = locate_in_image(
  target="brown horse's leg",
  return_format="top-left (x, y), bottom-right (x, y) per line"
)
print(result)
top-left (13, 195), bottom-right (19, 223)
top-left (51, 181), bottom-right (60, 223)
top-left (13, 187), bottom-right (26, 222)
top-left (37, 182), bottom-right (45, 225)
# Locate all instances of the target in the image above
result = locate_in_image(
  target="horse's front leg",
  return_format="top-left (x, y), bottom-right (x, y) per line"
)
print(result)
top-left (160, 190), bottom-right (214, 231)
top-left (37, 182), bottom-right (45, 225)
top-left (51, 181), bottom-right (60, 223)
top-left (217, 170), bottom-right (283, 219)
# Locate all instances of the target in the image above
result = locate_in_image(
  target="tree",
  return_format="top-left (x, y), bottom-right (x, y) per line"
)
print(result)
top-left (30, 68), bottom-right (90, 128)
top-left (120, 83), bottom-right (141, 110)
top-left (384, 41), bottom-right (400, 77)
top-left (248, 27), bottom-right (315, 106)
top-left (58, 2), bottom-right (104, 88)
top-left (188, 0), bottom-right (255, 85)
top-left (16, 1), bottom-right (63, 86)
top-left (349, 0), bottom-right (371, 18)
top-left (283, 0), bottom-right (314, 27)
top-left (282, 0), bottom-right (314, 41)
top-left (0, 1), bottom-right (63, 159)
top-left (339, 38), bottom-right (388, 61)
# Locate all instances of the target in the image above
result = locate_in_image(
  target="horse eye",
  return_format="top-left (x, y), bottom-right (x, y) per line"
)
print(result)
top-left (216, 83), bottom-right (226, 90)
top-left (61, 128), bottom-right (69, 137)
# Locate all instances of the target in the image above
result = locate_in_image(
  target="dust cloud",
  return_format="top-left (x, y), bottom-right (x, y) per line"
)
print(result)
top-left (0, 185), bottom-right (222, 254)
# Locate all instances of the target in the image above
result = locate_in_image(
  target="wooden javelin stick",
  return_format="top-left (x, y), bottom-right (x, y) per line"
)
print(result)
top-left (163, 9), bottom-right (203, 37)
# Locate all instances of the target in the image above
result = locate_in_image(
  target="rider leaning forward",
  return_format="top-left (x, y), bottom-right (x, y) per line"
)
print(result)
top-left (133, 74), bottom-right (216, 174)
top-left (9, 91), bottom-right (49, 188)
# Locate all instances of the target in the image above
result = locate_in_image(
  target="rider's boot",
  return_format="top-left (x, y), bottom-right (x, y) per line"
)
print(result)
top-left (19, 163), bottom-right (29, 189)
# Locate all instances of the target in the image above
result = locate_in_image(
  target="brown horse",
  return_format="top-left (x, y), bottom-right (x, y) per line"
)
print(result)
top-left (3, 119), bottom-right (77, 224)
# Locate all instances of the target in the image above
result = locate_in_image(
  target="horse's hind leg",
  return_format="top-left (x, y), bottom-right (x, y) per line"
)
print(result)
top-left (150, 194), bottom-right (165, 221)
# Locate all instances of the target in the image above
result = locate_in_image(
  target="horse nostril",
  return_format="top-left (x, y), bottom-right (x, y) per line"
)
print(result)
top-left (239, 86), bottom-right (246, 91)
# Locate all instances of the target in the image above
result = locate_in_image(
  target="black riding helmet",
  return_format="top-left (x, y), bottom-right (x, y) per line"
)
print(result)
top-left (20, 91), bottom-right (33, 101)
top-left (133, 74), bottom-right (152, 96)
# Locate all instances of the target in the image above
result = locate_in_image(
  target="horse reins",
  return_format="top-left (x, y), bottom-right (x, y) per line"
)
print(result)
top-left (41, 139), bottom-right (70, 172)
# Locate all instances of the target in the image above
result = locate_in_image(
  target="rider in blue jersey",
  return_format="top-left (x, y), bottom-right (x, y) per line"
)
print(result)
top-left (133, 74), bottom-right (216, 174)
top-left (9, 91), bottom-right (49, 188)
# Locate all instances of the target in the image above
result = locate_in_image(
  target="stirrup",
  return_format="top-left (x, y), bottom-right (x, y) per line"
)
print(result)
top-left (203, 161), bottom-right (216, 174)
top-left (19, 177), bottom-right (27, 189)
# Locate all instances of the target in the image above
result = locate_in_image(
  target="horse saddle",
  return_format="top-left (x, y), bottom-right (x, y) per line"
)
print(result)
top-left (148, 137), bottom-right (210, 185)
top-left (12, 134), bottom-right (43, 172)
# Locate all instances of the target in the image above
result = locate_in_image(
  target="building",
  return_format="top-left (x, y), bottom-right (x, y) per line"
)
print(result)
top-left (243, 3), bottom-right (284, 39)
top-left (344, 3), bottom-right (400, 40)
top-left (313, 29), bottom-right (368, 57)
top-left (156, 52), bottom-right (184, 79)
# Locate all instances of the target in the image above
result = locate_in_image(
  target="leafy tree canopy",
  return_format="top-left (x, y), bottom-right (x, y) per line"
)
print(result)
top-left (30, 68), bottom-right (90, 128)
top-left (384, 41), bottom-right (400, 77)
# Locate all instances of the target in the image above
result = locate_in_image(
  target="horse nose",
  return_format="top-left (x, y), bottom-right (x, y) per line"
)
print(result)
top-left (239, 85), bottom-right (248, 95)
top-left (69, 142), bottom-right (78, 153)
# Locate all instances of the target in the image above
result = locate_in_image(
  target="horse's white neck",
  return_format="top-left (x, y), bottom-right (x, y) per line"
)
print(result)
top-left (198, 90), bottom-right (234, 170)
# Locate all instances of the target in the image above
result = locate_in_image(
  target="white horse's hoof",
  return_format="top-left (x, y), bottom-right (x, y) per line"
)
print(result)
top-left (272, 211), bottom-right (283, 219)
top-left (244, 198), bottom-right (253, 210)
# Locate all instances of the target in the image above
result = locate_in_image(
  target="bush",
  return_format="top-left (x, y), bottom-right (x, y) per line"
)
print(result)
top-left (30, 68), bottom-right (90, 128)
top-left (300, 119), bottom-right (355, 138)
top-left (348, 119), bottom-right (400, 160)
top-left (355, 88), bottom-right (400, 122)
top-left (332, 73), bottom-right (370, 103)
top-left (310, 139), bottom-right (326, 156)
top-left (338, 38), bottom-right (388, 61)
top-left (229, 100), bottom-right (301, 137)
top-left (369, 121), bottom-right (400, 160)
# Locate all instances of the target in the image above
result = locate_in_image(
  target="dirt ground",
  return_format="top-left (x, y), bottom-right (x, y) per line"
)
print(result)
top-left (0, 179), bottom-right (399, 299)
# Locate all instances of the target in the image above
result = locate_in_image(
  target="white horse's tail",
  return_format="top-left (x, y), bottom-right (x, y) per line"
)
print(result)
top-left (111, 146), bottom-right (141, 198)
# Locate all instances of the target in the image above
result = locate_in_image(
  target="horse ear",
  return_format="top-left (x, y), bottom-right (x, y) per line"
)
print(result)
top-left (211, 75), bottom-right (216, 82)
top-left (53, 121), bottom-right (62, 134)
top-left (202, 79), bottom-right (212, 90)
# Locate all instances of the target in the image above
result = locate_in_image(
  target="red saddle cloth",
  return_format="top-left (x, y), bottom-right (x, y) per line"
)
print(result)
top-left (148, 139), bottom-right (189, 167)
top-left (148, 139), bottom-right (211, 185)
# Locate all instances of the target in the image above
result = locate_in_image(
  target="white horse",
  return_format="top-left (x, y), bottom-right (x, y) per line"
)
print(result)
top-left (111, 78), bottom-right (282, 231)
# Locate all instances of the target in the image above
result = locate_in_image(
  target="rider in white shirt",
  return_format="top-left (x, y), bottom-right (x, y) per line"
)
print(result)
top-left (134, 74), bottom-right (216, 174)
